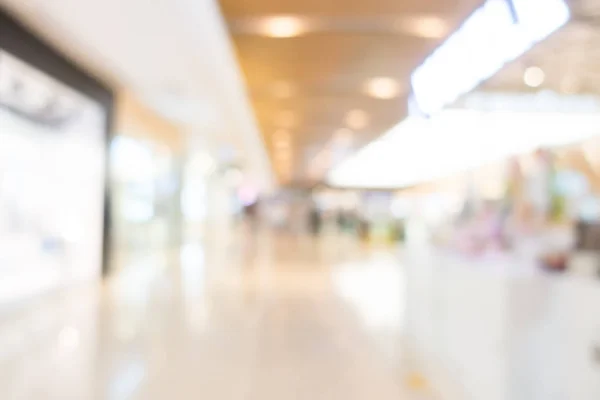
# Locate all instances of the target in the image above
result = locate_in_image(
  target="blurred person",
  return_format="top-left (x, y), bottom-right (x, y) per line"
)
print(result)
top-left (308, 204), bottom-right (322, 236)
top-left (358, 216), bottom-right (370, 241)
top-left (336, 209), bottom-right (345, 233)
top-left (243, 198), bottom-right (260, 233)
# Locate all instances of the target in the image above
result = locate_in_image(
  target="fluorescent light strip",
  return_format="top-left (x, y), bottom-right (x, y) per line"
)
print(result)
top-left (411, 0), bottom-right (570, 116)
top-left (327, 110), bottom-right (600, 189)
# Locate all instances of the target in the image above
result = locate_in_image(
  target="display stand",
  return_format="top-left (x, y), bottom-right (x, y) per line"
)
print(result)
top-left (404, 245), bottom-right (600, 400)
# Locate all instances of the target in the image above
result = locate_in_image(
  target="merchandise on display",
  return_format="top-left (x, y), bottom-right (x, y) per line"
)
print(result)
top-left (0, 49), bottom-right (108, 301)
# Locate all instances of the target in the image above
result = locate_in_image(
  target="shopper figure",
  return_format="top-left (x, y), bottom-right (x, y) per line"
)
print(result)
top-left (309, 206), bottom-right (322, 236)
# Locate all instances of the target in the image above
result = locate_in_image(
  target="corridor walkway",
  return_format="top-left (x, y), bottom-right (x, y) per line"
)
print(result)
top-left (0, 231), bottom-right (430, 399)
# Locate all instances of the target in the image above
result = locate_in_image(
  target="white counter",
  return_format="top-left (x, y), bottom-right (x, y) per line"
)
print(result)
top-left (403, 247), bottom-right (600, 400)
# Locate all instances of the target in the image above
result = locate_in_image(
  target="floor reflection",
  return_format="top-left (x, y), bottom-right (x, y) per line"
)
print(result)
top-left (0, 230), bottom-right (427, 399)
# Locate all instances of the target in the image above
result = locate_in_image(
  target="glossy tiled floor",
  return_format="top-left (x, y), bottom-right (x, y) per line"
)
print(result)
top-left (0, 229), bottom-right (431, 399)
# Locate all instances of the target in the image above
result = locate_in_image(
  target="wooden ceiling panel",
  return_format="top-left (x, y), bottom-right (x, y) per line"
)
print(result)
top-left (235, 35), bottom-right (369, 87)
top-left (220, 0), bottom-right (477, 18)
top-left (233, 34), bottom-right (429, 89)
top-left (218, 0), bottom-right (482, 184)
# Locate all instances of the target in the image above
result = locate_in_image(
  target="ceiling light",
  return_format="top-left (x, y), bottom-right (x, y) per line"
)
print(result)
top-left (276, 147), bottom-right (292, 159)
top-left (274, 139), bottom-right (290, 149)
top-left (273, 129), bottom-right (291, 141)
top-left (560, 78), bottom-right (578, 94)
top-left (397, 16), bottom-right (449, 39)
top-left (345, 109), bottom-right (369, 130)
top-left (271, 81), bottom-right (295, 98)
top-left (328, 109), bottom-right (600, 188)
top-left (273, 131), bottom-right (291, 154)
top-left (260, 16), bottom-right (307, 38)
top-left (275, 110), bottom-right (297, 128)
top-left (364, 77), bottom-right (401, 99)
top-left (411, 0), bottom-right (569, 115)
top-left (277, 158), bottom-right (292, 169)
top-left (524, 66), bottom-right (545, 88)
top-left (334, 128), bottom-right (354, 146)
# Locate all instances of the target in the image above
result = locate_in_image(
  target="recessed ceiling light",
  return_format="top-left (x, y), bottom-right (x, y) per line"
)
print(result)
top-left (274, 129), bottom-right (291, 141)
top-left (334, 128), bottom-right (354, 146)
top-left (276, 146), bottom-right (291, 157)
top-left (524, 66), bottom-right (545, 88)
top-left (275, 110), bottom-right (297, 128)
top-left (276, 151), bottom-right (292, 165)
top-left (260, 16), bottom-right (307, 38)
top-left (345, 109), bottom-right (369, 130)
top-left (560, 78), bottom-right (578, 94)
top-left (271, 81), bottom-right (295, 98)
top-left (274, 138), bottom-right (290, 149)
top-left (397, 16), bottom-right (450, 39)
top-left (364, 77), bottom-right (401, 99)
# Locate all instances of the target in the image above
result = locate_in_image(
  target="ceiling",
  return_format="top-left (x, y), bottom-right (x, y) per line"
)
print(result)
top-left (0, 0), bottom-right (274, 189)
top-left (218, 0), bottom-right (484, 185)
top-left (325, 0), bottom-right (600, 190)
top-left (484, 0), bottom-right (600, 94)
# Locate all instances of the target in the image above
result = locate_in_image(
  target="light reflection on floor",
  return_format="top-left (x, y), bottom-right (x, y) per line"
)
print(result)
top-left (0, 230), bottom-right (431, 399)
top-left (332, 253), bottom-right (405, 330)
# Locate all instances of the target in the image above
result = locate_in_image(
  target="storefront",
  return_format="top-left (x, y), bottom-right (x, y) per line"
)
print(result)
top-left (0, 10), bottom-right (113, 303)
top-left (109, 92), bottom-right (184, 264)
